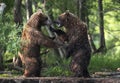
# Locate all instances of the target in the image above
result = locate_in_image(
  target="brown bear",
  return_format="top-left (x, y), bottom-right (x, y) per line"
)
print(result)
top-left (54, 11), bottom-right (91, 77)
top-left (18, 9), bottom-right (61, 77)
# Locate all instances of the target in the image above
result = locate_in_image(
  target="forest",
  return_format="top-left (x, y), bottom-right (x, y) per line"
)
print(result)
top-left (0, 0), bottom-right (120, 77)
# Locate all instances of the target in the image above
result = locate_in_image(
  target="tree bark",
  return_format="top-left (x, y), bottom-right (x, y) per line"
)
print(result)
top-left (77, 0), bottom-right (97, 53)
top-left (88, 34), bottom-right (97, 52)
top-left (13, 0), bottom-right (23, 26)
top-left (0, 48), bottom-right (4, 71)
top-left (98, 0), bottom-right (106, 52)
top-left (77, 0), bottom-right (82, 19)
top-left (0, 53), bottom-right (3, 70)
top-left (26, 0), bottom-right (33, 20)
top-left (77, 0), bottom-right (88, 22)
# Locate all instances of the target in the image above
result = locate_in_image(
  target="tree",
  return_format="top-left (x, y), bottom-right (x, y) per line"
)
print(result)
top-left (0, 49), bottom-right (4, 71)
top-left (0, 3), bottom-right (6, 70)
top-left (26, 0), bottom-right (33, 20)
top-left (97, 0), bottom-right (106, 52)
top-left (13, 0), bottom-right (23, 27)
top-left (76, 0), bottom-right (88, 22)
top-left (0, 3), bottom-right (6, 22)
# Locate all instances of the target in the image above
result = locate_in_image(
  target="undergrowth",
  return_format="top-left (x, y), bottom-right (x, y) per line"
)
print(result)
top-left (89, 47), bottom-right (120, 74)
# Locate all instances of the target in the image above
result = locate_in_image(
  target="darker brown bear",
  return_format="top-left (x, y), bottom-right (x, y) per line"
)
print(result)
top-left (19, 9), bottom-right (60, 77)
top-left (55, 11), bottom-right (91, 77)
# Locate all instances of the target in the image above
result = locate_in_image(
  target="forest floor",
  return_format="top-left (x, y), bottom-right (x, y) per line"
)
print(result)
top-left (0, 71), bottom-right (120, 77)
top-left (0, 76), bottom-right (120, 83)
top-left (0, 71), bottom-right (120, 83)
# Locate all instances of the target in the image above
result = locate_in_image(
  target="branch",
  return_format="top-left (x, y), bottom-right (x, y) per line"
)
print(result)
top-left (94, 72), bottom-right (120, 77)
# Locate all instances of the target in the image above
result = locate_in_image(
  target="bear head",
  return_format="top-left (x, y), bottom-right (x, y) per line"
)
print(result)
top-left (27, 9), bottom-right (51, 29)
top-left (55, 10), bottom-right (78, 28)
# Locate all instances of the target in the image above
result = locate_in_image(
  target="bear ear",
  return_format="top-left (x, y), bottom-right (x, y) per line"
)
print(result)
top-left (65, 10), bottom-right (70, 15)
top-left (37, 9), bottom-right (43, 15)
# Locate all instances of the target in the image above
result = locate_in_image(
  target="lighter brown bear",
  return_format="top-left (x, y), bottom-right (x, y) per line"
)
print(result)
top-left (19, 9), bottom-right (61, 77)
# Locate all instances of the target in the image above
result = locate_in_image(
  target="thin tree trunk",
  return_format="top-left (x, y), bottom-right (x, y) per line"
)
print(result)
top-left (0, 3), bottom-right (6, 23)
top-left (26, 0), bottom-right (33, 20)
top-left (77, 0), bottom-right (87, 22)
top-left (88, 34), bottom-right (97, 52)
top-left (0, 48), bottom-right (5, 71)
top-left (13, 0), bottom-right (23, 27)
top-left (98, 0), bottom-right (106, 52)
top-left (77, 0), bottom-right (82, 19)
top-left (13, 0), bottom-right (23, 66)
top-left (0, 53), bottom-right (3, 70)
top-left (77, 0), bottom-right (97, 53)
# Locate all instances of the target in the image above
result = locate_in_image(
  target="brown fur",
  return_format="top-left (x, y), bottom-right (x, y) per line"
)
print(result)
top-left (56, 11), bottom-right (91, 77)
top-left (19, 10), bottom-right (60, 77)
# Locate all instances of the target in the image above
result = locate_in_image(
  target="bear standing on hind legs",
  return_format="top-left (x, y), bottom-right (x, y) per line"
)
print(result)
top-left (54, 11), bottom-right (91, 77)
top-left (18, 9), bottom-right (61, 77)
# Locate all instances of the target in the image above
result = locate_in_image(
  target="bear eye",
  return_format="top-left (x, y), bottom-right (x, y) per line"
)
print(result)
top-left (45, 17), bottom-right (48, 20)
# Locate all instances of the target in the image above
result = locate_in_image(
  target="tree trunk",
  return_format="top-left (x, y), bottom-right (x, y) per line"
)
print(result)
top-left (13, 0), bottom-right (23, 26)
top-left (13, 0), bottom-right (23, 66)
top-left (0, 3), bottom-right (6, 23)
top-left (88, 34), bottom-right (97, 52)
top-left (26, 0), bottom-right (33, 20)
top-left (0, 48), bottom-right (4, 71)
top-left (98, 0), bottom-right (106, 52)
top-left (76, 0), bottom-right (81, 19)
top-left (77, 0), bottom-right (88, 22)
top-left (0, 53), bottom-right (3, 70)
top-left (77, 0), bottom-right (97, 53)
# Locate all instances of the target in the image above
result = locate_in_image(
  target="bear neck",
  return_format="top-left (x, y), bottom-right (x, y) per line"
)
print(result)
top-left (26, 24), bottom-right (42, 31)
top-left (64, 19), bottom-right (81, 32)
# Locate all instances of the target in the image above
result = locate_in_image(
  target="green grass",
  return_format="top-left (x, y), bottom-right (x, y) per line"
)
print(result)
top-left (89, 49), bottom-right (120, 74)
top-left (41, 51), bottom-right (73, 77)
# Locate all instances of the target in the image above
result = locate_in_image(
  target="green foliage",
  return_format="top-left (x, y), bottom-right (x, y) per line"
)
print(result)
top-left (47, 0), bottom-right (77, 12)
top-left (0, 20), bottom-right (21, 62)
top-left (42, 66), bottom-right (72, 77)
top-left (41, 51), bottom-right (72, 76)
top-left (88, 0), bottom-right (120, 49)
top-left (0, 74), bottom-right (11, 77)
top-left (0, 70), bottom-right (22, 77)
top-left (89, 50), bottom-right (120, 73)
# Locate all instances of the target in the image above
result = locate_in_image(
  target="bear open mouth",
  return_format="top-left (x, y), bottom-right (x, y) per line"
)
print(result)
top-left (54, 20), bottom-right (63, 27)
top-left (43, 20), bottom-right (52, 26)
